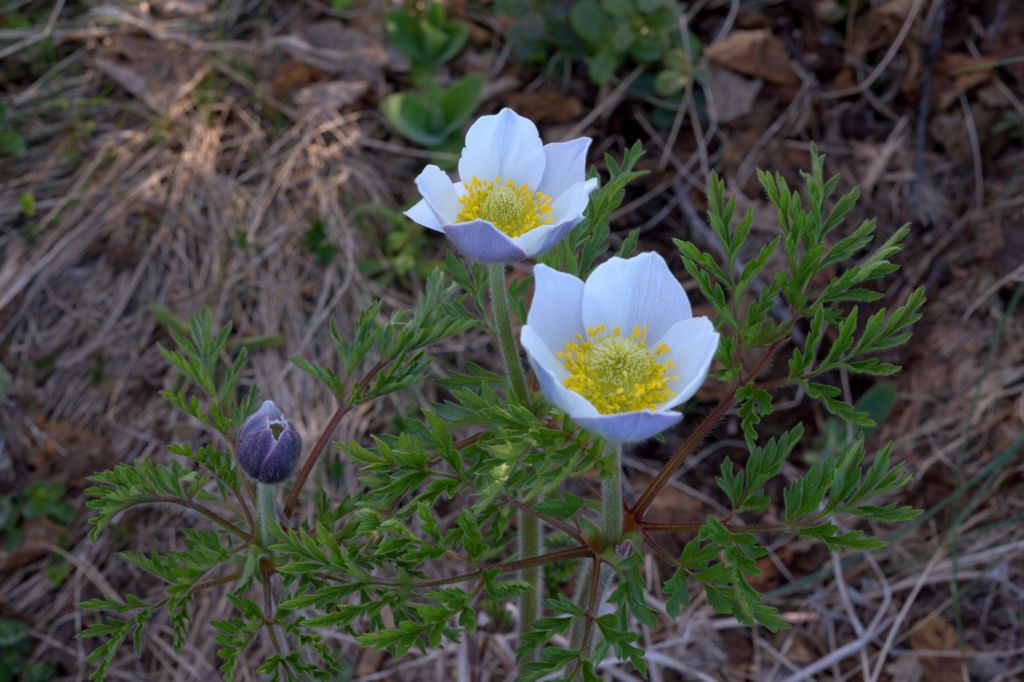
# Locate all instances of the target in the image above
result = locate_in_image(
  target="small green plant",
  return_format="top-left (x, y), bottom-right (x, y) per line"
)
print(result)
top-left (0, 482), bottom-right (74, 548)
top-left (380, 2), bottom-right (482, 151)
top-left (0, 103), bottom-right (27, 156)
top-left (379, 74), bottom-right (484, 151)
top-left (302, 219), bottom-right (338, 265)
top-left (385, 2), bottom-right (469, 77)
top-left (652, 41), bottom-right (704, 97)
top-left (354, 205), bottom-right (438, 284)
top-left (497, 0), bottom-right (703, 92)
top-left (808, 381), bottom-right (898, 462)
top-left (0, 618), bottom-right (54, 682)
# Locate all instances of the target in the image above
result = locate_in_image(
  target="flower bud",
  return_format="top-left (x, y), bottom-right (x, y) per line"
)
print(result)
top-left (237, 400), bottom-right (302, 484)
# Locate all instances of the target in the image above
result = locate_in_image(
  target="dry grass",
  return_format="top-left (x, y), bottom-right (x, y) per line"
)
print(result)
top-left (1, 1), bottom-right (1023, 680)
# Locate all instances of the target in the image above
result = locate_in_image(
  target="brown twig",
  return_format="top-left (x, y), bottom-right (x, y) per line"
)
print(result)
top-left (576, 556), bottom-right (604, 670)
top-left (641, 531), bottom-right (678, 564)
top-left (232, 485), bottom-right (255, 534)
top-left (411, 546), bottom-right (592, 589)
top-left (261, 571), bottom-right (287, 657)
top-left (751, 377), bottom-right (793, 392)
top-left (500, 495), bottom-right (586, 544)
top-left (641, 521), bottom-right (788, 534)
top-left (193, 570), bottom-right (243, 593)
top-left (144, 497), bottom-right (250, 541)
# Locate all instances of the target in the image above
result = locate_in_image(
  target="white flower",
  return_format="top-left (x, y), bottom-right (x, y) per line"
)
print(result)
top-left (405, 108), bottom-right (599, 263)
top-left (521, 252), bottom-right (720, 443)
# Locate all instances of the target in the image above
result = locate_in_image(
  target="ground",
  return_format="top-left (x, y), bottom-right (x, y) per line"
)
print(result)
top-left (1, 0), bottom-right (1022, 680)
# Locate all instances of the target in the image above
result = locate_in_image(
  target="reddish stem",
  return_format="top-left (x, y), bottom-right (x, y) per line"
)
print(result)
top-left (501, 495), bottom-right (586, 544)
top-left (630, 339), bottom-right (784, 520)
top-left (282, 402), bottom-right (353, 517)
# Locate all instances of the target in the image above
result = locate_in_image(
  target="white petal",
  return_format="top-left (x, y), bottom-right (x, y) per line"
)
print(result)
top-left (510, 214), bottom-right (582, 258)
top-left (526, 264), bottom-right (585, 353)
top-left (572, 409), bottom-right (682, 443)
top-left (581, 252), bottom-right (692, 343)
top-left (521, 326), bottom-right (599, 417)
top-left (655, 317), bottom-right (720, 410)
top-left (538, 137), bottom-right (591, 200)
top-left (458, 108), bottom-right (545, 187)
top-left (414, 164), bottom-right (460, 225)
top-left (404, 198), bottom-right (443, 232)
top-left (584, 177), bottom-right (599, 194)
top-left (548, 181), bottom-right (589, 224)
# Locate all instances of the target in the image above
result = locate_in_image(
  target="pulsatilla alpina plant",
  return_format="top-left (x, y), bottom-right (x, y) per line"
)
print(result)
top-left (81, 109), bottom-right (925, 681)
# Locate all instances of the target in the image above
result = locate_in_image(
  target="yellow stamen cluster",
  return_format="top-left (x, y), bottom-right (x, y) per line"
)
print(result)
top-left (456, 176), bottom-right (553, 238)
top-left (558, 324), bottom-right (678, 414)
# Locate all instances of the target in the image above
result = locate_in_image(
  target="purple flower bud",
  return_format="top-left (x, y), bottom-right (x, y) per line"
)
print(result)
top-left (237, 400), bottom-right (302, 484)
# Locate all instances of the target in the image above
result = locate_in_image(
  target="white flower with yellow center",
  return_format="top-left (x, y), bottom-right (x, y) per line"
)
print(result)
top-left (405, 108), bottom-right (598, 263)
top-left (521, 253), bottom-right (720, 442)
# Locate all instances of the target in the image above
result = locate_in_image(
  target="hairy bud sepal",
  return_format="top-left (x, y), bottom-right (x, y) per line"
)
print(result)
top-left (236, 401), bottom-right (302, 484)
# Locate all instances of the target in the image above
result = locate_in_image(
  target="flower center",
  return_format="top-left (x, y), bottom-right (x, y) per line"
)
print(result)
top-left (456, 176), bottom-right (553, 238)
top-left (558, 325), bottom-right (678, 415)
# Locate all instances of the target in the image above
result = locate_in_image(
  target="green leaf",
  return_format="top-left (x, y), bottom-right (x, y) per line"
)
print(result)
top-left (589, 49), bottom-right (620, 84)
top-left (380, 91), bottom-right (448, 147)
top-left (570, 0), bottom-right (613, 44)
top-left (663, 569), bottom-right (689, 619)
top-left (437, 74), bottom-right (485, 134)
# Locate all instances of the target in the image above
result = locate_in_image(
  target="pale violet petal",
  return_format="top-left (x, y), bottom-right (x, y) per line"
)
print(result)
top-left (458, 108), bottom-right (545, 187)
top-left (526, 264), bottom-right (585, 354)
top-left (443, 219), bottom-right (527, 263)
top-left (548, 181), bottom-right (589, 224)
top-left (510, 215), bottom-right (581, 258)
top-left (538, 137), bottom-right (591, 200)
top-left (581, 252), bottom-right (692, 343)
top-left (414, 164), bottom-right (460, 225)
top-left (239, 400), bottom-right (281, 441)
top-left (655, 317), bottom-right (720, 410)
top-left (572, 409), bottom-right (682, 443)
top-left (405, 198), bottom-right (444, 232)
top-left (521, 326), bottom-right (599, 417)
top-left (584, 177), bottom-right (599, 194)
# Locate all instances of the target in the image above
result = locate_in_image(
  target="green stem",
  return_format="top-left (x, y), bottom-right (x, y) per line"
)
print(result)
top-left (518, 508), bottom-right (542, 640)
top-left (487, 263), bottom-right (529, 403)
top-left (257, 483), bottom-right (277, 548)
top-left (601, 441), bottom-right (623, 548)
top-left (487, 263), bottom-right (540, 657)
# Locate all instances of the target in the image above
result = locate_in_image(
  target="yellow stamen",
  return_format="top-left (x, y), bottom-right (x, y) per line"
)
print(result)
top-left (557, 324), bottom-right (678, 414)
top-left (456, 176), bottom-right (553, 238)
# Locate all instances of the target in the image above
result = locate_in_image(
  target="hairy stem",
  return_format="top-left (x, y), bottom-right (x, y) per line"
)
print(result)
top-left (601, 441), bottom-right (623, 548)
top-left (487, 264), bottom-right (529, 403)
top-left (257, 483), bottom-right (276, 548)
top-left (487, 263), bottom-right (539, 657)
top-left (518, 509), bottom-right (542, 644)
